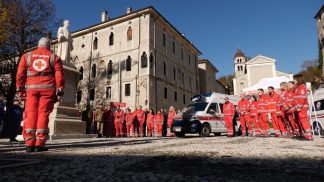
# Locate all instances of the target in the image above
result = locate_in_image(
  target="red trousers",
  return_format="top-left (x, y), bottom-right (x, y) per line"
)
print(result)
top-left (258, 113), bottom-right (270, 136)
top-left (286, 112), bottom-right (301, 136)
top-left (250, 115), bottom-right (261, 136)
top-left (239, 114), bottom-right (251, 135)
top-left (115, 122), bottom-right (123, 137)
top-left (224, 116), bottom-right (234, 136)
top-left (296, 109), bottom-right (313, 140)
top-left (138, 120), bottom-right (144, 137)
top-left (126, 123), bottom-right (133, 137)
top-left (276, 115), bottom-right (287, 134)
top-left (147, 122), bottom-right (154, 136)
top-left (155, 123), bottom-right (163, 137)
top-left (24, 90), bottom-right (56, 147)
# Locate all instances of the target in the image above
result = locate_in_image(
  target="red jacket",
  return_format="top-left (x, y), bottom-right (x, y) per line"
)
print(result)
top-left (284, 89), bottom-right (296, 113)
top-left (114, 109), bottom-right (124, 123)
top-left (167, 111), bottom-right (176, 125)
top-left (257, 95), bottom-right (269, 114)
top-left (154, 113), bottom-right (164, 124)
top-left (223, 102), bottom-right (235, 117)
top-left (268, 92), bottom-right (279, 113)
top-left (146, 113), bottom-right (154, 124)
top-left (238, 98), bottom-right (250, 115)
top-left (294, 84), bottom-right (308, 111)
top-left (125, 112), bottom-right (134, 124)
top-left (16, 47), bottom-right (64, 92)
top-left (136, 109), bottom-right (145, 122)
top-left (249, 101), bottom-right (258, 116)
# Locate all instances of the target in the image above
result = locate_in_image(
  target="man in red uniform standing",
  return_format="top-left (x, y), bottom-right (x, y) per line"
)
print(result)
top-left (238, 93), bottom-right (251, 136)
top-left (16, 37), bottom-right (64, 152)
top-left (257, 89), bottom-right (270, 137)
top-left (167, 106), bottom-right (176, 136)
top-left (249, 95), bottom-right (261, 136)
top-left (293, 74), bottom-right (313, 140)
top-left (114, 105), bottom-right (124, 137)
top-left (279, 82), bottom-right (293, 136)
top-left (223, 97), bottom-right (235, 137)
top-left (146, 108), bottom-right (155, 137)
top-left (154, 110), bottom-right (164, 137)
top-left (284, 81), bottom-right (300, 137)
top-left (125, 108), bottom-right (134, 137)
top-left (135, 106), bottom-right (145, 137)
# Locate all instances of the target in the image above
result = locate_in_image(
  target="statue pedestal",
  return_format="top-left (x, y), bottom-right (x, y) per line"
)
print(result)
top-left (48, 61), bottom-right (92, 140)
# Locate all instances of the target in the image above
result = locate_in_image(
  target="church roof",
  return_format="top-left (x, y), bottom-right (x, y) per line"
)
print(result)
top-left (314, 5), bottom-right (324, 19)
top-left (234, 48), bottom-right (245, 58)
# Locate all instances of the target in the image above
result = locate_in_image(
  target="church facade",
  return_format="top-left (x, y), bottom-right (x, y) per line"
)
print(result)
top-left (52, 7), bottom-right (201, 111)
top-left (232, 49), bottom-right (293, 95)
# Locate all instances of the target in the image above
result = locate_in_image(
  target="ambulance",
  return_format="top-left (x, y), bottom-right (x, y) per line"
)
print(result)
top-left (171, 92), bottom-right (240, 137)
top-left (311, 87), bottom-right (324, 136)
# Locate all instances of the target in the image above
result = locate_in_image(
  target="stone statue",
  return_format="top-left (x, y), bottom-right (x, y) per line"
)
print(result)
top-left (57, 20), bottom-right (73, 62)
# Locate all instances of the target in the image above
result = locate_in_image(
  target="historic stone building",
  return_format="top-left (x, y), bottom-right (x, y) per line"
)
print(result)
top-left (198, 59), bottom-right (228, 94)
top-left (315, 5), bottom-right (324, 74)
top-left (232, 49), bottom-right (292, 95)
top-left (52, 7), bottom-right (201, 111)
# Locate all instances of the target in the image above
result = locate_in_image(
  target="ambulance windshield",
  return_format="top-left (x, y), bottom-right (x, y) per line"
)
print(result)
top-left (182, 102), bottom-right (208, 113)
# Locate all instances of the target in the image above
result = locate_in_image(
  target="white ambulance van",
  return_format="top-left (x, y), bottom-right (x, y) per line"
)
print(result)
top-left (311, 87), bottom-right (324, 136)
top-left (171, 92), bottom-right (240, 137)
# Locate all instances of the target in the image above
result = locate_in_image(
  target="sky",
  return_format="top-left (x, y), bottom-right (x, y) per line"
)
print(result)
top-left (52, 0), bottom-right (323, 77)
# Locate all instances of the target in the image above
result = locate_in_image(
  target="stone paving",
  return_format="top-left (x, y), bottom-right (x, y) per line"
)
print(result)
top-left (0, 136), bottom-right (324, 181)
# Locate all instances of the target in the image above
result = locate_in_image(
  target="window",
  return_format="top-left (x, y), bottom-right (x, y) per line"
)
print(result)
top-left (315, 100), bottom-right (324, 111)
top-left (141, 52), bottom-right (148, 68)
top-left (109, 32), bottom-right (114, 46)
top-left (125, 83), bottom-right (131, 96)
top-left (76, 90), bottom-right (82, 103)
top-left (182, 72), bottom-right (184, 84)
top-left (93, 37), bottom-right (98, 50)
top-left (162, 33), bottom-right (166, 47)
top-left (164, 87), bottom-right (168, 99)
top-left (79, 67), bottom-right (83, 80)
top-left (181, 48), bottom-right (184, 60)
top-left (174, 91), bottom-right (177, 102)
top-left (207, 103), bottom-right (219, 114)
top-left (183, 94), bottom-right (186, 104)
top-left (90, 88), bottom-right (95, 101)
top-left (149, 52), bottom-right (154, 68)
top-left (163, 62), bottom-right (167, 76)
top-left (91, 64), bottom-right (96, 78)
top-left (173, 67), bottom-right (176, 80)
top-left (189, 76), bottom-right (192, 90)
top-left (106, 86), bottom-right (112, 99)
top-left (172, 41), bottom-right (175, 54)
top-left (188, 54), bottom-right (191, 65)
top-left (127, 26), bottom-right (132, 41)
top-left (126, 56), bottom-right (132, 71)
top-left (108, 60), bottom-right (113, 76)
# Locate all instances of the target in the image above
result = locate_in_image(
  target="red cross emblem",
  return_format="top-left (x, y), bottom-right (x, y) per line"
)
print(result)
top-left (32, 59), bottom-right (47, 71)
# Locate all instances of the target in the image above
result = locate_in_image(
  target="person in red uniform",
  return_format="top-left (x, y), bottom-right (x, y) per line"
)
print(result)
top-left (114, 106), bottom-right (124, 137)
top-left (293, 74), bottom-right (313, 140)
top-left (279, 82), bottom-right (293, 137)
top-left (249, 95), bottom-right (261, 137)
top-left (154, 110), bottom-right (164, 137)
top-left (257, 89), bottom-right (270, 137)
top-left (125, 108), bottom-right (134, 137)
top-left (238, 93), bottom-right (251, 136)
top-left (268, 86), bottom-right (285, 137)
top-left (135, 106), bottom-right (145, 137)
top-left (167, 106), bottom-right (176, 136)
top-left (284, 81), bottom-right (300, 137)
top-left (16, 37), bottom-right (64, 152)
top-left (146, 108), bottom-right (155, 137)
top-left (223, 97), bottom-right (235, 137)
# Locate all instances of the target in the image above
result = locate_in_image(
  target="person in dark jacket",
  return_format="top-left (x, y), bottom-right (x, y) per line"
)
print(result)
top-left (5, 100), bottom-right (23, 142)
top-left (0, 100), bottom-right (5, 135)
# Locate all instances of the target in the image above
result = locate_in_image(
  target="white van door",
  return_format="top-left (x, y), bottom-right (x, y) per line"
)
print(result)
top-left (206, 103), bottom-right (224, 132)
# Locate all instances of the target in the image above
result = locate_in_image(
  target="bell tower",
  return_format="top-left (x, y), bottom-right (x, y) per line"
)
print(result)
top-left (234, 48), bottom-right (246, 77)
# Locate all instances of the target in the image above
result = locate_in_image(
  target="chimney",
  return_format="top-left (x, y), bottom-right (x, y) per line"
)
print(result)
top-left (127, 7), bottom-right (133, 14)
top-left (101, 10), bottom-right (108, 22)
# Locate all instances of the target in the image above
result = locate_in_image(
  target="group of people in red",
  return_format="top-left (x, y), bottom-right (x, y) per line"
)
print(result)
top-left (223, 74), bottom-right (313, 141)
top-left (90, 105), bottom-right (177, 138)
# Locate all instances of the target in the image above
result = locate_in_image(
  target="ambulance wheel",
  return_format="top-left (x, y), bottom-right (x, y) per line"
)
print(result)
top-left (313, 122), bottom-right (324, 136)
top-left (200, 124), bottom-right (211, 137)
top-left (175, 132), bottom-right (186, 137)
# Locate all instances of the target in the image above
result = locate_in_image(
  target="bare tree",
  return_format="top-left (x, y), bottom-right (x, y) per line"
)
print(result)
top-left (0, 0), bottom-right (58, 105)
